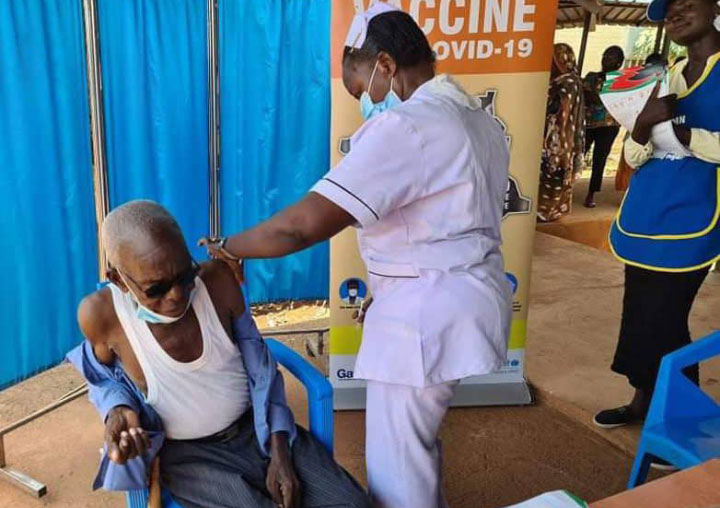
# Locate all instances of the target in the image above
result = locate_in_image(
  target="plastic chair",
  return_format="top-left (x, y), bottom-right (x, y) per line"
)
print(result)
top-left (125, 338), bottom-right (334, 507)
top-left (628, 330), bottom-right (720, 488)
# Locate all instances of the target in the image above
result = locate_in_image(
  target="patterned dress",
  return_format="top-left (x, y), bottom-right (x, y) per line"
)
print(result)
top-left (537, 44), bottom-right (586, 222)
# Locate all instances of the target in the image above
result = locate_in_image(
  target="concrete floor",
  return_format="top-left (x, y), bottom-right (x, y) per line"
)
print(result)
top-left (527, 233), bottom-right (720, 455)
top-left (529, 178), bottom-right (720, 454)
top-left (536, 177), bottom-right (623, 252)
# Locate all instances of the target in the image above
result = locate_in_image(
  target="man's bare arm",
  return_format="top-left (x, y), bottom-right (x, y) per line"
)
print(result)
top-left (199, 259), bottom-right (246, 322)
top-left (77, 289), bottom-right (116, 365)
top-left (77, 290), bottom-right (150, 463)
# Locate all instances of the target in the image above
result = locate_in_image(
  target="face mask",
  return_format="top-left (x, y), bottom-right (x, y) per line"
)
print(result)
top-left (118, 271), bottom-right (196, 325)
top-left (360, 60), bottom-right (402, 120)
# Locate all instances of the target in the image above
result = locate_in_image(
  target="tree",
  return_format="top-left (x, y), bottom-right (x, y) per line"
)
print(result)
top-left (631, 27), bottom-right (687, 63)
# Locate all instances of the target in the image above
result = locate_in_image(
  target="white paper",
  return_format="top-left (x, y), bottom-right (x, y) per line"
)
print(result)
top-left (504, 491), bottom-right (587, 508)
top-left (600, 69), bottom-right (664, 132)
top-left (601, 82), bottom-right (657, 133)
top-left (600, 67), bottom-right (690, 159)
top-left (651, 120), bottom-right (692, 159)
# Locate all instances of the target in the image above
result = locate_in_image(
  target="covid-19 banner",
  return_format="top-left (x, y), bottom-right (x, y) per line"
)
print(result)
top-left (329, 0), bottom-right (559, 409)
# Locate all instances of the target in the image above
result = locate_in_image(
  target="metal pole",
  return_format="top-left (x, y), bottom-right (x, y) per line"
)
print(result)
top-left (207, 0), bottom-right (221, 238)
top-left (662, 31), bottom-right (671, 59)
top-left (82, 0), bottom-right (110, 279)
top-left (0, 386), bottom-right (89, 436)
top-left (0, 383), bottom-right (86, 498)
top-left (260, 327), bottom-right (329, 337)
top-left (578, 11), bottom-right (592, 75)
top-left (573, 0), bottom-right (602, 13)
top-left (654, 22), bottom-right (665, 54)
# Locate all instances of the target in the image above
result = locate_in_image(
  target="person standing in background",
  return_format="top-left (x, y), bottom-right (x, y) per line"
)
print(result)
top-left (537, 43), bottom-right (586, 222)
top-left (583, 46), bottom-right (625, 208)
top-left (596, 0), bottom-right (720, 431)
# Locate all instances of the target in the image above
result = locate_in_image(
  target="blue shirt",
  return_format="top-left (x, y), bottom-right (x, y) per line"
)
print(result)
top-left (66, 309), bottom-right (296, 491)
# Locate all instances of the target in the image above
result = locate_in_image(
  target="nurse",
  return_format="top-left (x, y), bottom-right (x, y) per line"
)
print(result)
top-left (201, 3), bottom-right (512, 507)
top-left (596, 0), bottom-right (720, 429)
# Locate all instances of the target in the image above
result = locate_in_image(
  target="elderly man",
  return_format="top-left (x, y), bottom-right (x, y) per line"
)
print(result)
top-left (68, 200), bottom-right (369, 508)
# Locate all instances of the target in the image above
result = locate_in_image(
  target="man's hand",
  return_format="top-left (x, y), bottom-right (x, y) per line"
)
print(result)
top-left (105, 406), bottom-right (150, 464)
top-left (632, 83), bottom-right (678, 146)
top-left (266, 432), bottom-right (301, 508)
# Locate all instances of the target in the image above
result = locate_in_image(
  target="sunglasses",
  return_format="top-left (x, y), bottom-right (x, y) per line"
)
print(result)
top-left (119, 260), bottom-right (200, 299)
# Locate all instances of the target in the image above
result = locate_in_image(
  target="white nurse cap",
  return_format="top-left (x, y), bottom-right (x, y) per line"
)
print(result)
top-left (344, 0), bottom-right (402, 50)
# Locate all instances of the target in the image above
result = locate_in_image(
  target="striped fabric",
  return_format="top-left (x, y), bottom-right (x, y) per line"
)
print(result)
top-left (159, 420), bottom-right (369, 508)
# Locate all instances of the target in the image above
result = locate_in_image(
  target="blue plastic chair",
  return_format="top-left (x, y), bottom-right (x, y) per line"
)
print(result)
top-left (125, 338), bottom-right (334, 507)
top-left (628, 330), bottom-right (720, 488)
top-left (100, 274), bottom-right (333, 506)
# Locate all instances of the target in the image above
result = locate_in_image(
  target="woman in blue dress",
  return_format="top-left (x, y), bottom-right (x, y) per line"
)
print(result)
top-left (595, 0), bottom-right (720, 428)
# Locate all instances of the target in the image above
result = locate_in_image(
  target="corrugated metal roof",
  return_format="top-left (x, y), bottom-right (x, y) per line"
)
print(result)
top-left (557, 0), bottom-right (656, 28)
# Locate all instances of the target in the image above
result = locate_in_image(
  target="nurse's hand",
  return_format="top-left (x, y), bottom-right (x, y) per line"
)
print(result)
top-left (353, 297), bottom-right (373, 324)
top-left (198, 236), bottom-right (240, 262)
top-left (198, 237), bottom-right (244, 284)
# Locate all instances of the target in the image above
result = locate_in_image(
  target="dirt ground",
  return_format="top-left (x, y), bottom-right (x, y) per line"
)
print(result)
top-left (252, 302), bottom-right (329, 331)
top-left (0, 363), bottom-right (636, 508)
top-left (0, 293), bottom-right (643, 508)
top-left (4, 186), bottom-right (701, 507)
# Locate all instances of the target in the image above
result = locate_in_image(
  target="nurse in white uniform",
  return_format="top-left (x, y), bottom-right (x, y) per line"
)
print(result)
top-left (201, 3), bottom-right (512, 507)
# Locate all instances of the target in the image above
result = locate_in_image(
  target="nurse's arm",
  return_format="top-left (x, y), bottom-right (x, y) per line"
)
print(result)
top-left (221, 192), bottom-right (356, 259)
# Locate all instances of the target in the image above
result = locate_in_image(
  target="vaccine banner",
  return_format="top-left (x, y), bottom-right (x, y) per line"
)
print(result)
top-left (329, 0), bottom-right (558, 408)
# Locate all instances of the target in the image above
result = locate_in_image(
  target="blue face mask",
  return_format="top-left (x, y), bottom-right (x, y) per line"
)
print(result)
top-left (118, 271), bottom-right (196, 325)
top-left (360, 60), bottom-right (402, 120)
top-left (132, 290), bottom-right (195, 325)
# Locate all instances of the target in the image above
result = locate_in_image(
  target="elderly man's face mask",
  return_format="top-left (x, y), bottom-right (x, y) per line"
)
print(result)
top-left (115, 260), bottom-right (199, 324)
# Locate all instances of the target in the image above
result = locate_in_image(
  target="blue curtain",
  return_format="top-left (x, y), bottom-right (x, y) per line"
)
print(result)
top-left (0, 0), bottom-right (97, 388)
top-left (98, 0), bottom-right (209, 260)
top-left (219, 0), bottom-right (331, 303)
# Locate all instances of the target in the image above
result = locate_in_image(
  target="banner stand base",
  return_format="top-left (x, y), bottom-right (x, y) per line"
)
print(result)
top-left (333, 379), bottom-right (533, 411)
top-left (451, 379), bottom-right (533, 407)
top-left (333, 387), bottom-right (367, 411)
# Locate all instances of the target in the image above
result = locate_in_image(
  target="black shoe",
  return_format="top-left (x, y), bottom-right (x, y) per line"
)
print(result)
top-left (650, 458), bottom-right (678, 471)
top-left (593, 406), bottom-right (644, 429)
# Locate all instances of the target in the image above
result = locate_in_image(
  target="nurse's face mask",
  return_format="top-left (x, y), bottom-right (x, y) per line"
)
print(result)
top-left (360, 59), bottom-right (402, 121)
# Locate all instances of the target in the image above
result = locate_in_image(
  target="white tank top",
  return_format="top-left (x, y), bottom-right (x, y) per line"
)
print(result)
top-left (109, 277), bottom-right (250, 440)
